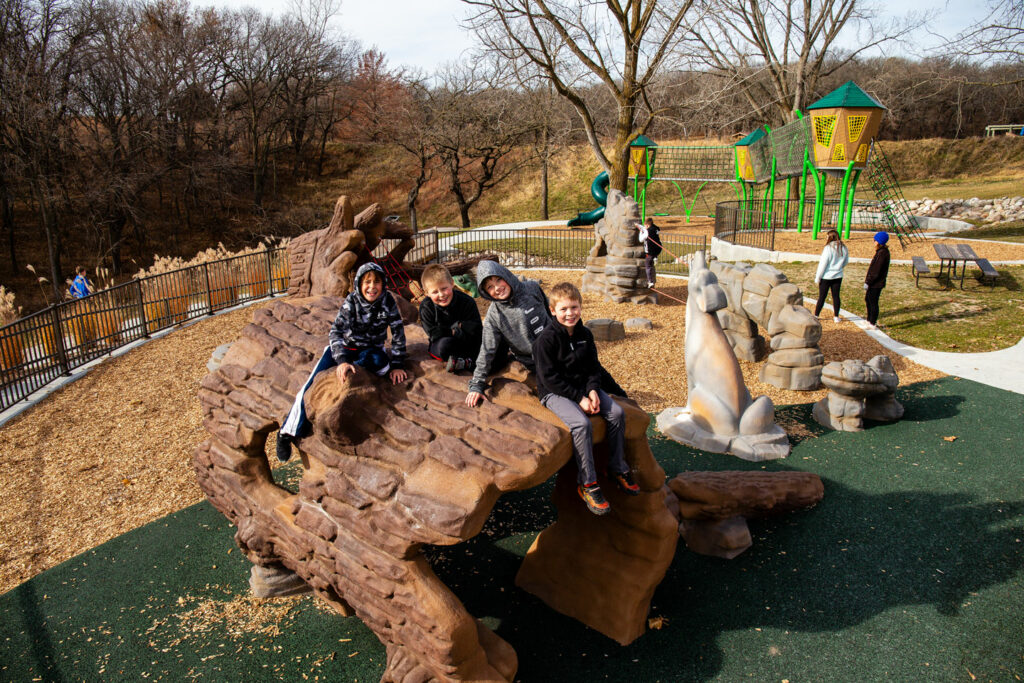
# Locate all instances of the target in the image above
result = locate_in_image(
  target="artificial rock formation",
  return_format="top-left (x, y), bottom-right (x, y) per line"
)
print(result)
top-left (581, 190), bottom-right (657, 304)
top-left (656, 251), bottom-right (790, 461)
top-left (812, 355), bottom-right (904, 431)
top-left (709, 261), bottom-right (824, 391)
top-left (664, 470), bottom-right (825, 558)
top-left (193, 298), bottom-right (678, 682)
top-left (585, 318), bottom-right (626, 341)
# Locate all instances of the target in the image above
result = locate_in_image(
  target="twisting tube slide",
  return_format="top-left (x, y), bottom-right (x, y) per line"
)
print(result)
top-left (567, 171), bottom-right (609, 226)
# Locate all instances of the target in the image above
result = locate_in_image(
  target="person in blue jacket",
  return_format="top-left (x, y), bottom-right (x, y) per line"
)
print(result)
top-left (68, 266), bottom-right (92, 299)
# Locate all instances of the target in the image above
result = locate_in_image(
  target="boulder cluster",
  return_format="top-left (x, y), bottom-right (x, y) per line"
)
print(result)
top-left (812, 355), bottom-right (904, 431)
top-left (709, 261), bottom-right (823, 391)
top-left (907, 196), bottom-right (1024, 224)
top-left (581, 190), bottom-right (657, 304)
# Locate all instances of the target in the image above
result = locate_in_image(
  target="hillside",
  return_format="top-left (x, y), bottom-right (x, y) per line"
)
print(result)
top-left (3, 135), bottom-right (1024, 314)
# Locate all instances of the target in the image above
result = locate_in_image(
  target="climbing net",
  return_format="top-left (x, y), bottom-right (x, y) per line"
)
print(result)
top-left (641, 145), bottom-right (737, 182)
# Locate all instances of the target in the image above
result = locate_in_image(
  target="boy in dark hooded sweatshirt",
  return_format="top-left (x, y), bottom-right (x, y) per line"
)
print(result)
top-left (277, 261), bottom-right (407, 460)
top-left (465, 260), bottom-right (550, 407)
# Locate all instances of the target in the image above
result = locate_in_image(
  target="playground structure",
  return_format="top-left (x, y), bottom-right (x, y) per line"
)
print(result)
top-left (572, 82), bottom-right (927, 250)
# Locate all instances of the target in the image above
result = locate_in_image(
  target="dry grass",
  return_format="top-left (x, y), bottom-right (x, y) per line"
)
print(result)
top-left (0, 275), bottom-right (944, 594)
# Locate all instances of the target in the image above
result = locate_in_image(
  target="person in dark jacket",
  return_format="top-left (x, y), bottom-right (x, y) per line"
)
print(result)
top-left (639, 217), bottom-right (663, 288)
top-left (419, 264), bottom-right (482, 372)
top-left (533, 282), bottom-right (638, 516)
top-left (276, 262), bottom-right (407, 461)
top-left (864, 231), bottom-right (891, 329)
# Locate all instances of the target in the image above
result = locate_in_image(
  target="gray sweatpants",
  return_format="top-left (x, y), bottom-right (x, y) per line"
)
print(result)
top-left (541, 389), bottom-right (628, 486)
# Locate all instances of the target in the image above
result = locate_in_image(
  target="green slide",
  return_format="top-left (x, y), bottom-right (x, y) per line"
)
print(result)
top-left (567, 171), bottom-right (609, 226)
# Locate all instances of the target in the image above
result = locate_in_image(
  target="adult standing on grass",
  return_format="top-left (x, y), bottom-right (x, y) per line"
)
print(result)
top-left (864, 231), bottom-right (891, 330)
top-left (813, 229), bottom-right (849, 322)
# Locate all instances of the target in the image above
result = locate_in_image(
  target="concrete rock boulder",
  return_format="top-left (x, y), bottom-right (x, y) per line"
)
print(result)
top-left (709, 261), bottom-right (823, 390)
top-left (812, 355), bottom-right (904, 431)
top-left (581, 190), bottom-right (657, 304)
top-left (664, 471), bottom-right (824, 558)
top-left (193, 297), bottom-right (678, 682)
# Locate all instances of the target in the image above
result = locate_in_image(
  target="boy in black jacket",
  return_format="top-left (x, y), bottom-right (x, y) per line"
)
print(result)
top-left (419, 264), bottom-right (482, 372)
top-left (533, 282), bottom-right (638, 515)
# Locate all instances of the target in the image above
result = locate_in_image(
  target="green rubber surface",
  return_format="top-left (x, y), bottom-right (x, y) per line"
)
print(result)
top-left (2, 376), bottom-right (1022, 681)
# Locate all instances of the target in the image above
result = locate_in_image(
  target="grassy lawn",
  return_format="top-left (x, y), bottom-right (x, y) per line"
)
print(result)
top-left (775, 262), bottom-right (1024, 352)
top-left (959, 220), bottom-right (1024, 243)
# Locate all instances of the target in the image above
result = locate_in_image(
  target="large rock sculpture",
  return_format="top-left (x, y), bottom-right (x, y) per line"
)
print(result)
top-left (664, 470), bottom-right (825, 558)
top-left (812, 355), bottom-right (904, 431)
top-left (581, 190), bottom-right (657, 304)
top-left (193, 299), bottom-right (678, 682)
top-left (709, 261), bottom-right (824, 391)
top-left (656, 251), bottom-right (791, 461)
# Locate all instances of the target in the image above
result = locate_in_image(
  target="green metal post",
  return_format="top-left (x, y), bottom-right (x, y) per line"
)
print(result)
top-left (812, 169), bottom-right (826, 240)
top-left (844, 169), bottom-right (861, 238)
top-left (798, 151), bottom-right (810, 232)
top-left (836, 161), bottom-right (856, 238)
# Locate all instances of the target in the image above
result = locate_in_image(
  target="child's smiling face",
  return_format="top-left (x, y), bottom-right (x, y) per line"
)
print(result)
top-left (425, 280), bottom-right (454, 307)
top-left (551, 296), bottom-right (581, 329)
top-left (482, 276), bottom-right (511, 301)
top-left (360, 271), bottom-right (384, 302)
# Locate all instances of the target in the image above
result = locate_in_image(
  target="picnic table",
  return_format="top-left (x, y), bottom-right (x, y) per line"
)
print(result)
top-left (932, 243), bottom-right (999, 288)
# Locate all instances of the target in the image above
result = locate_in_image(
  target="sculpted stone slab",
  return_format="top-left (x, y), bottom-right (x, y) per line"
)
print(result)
top-left (194, 299), bottom-right (678, 681)
top-left (812, 355), bottom-right (904, 431)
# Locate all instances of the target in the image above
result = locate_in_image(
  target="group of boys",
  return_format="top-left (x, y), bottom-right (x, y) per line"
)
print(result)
top-left (276, 259), bottom-right (639, 515)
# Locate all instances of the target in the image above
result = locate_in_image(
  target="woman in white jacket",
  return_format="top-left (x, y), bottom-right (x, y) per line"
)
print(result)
top-left (813, 230), bottom-right (850, 322)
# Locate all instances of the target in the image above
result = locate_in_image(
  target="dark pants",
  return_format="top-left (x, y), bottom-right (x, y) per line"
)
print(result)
top-left (541, 389), bottom-right (628, 486)
top-left (814, 278), bottom-right (842, 316)
top-left (429, 336), bottom-right (479, 362)
top-left (644, 254), bottom-right (657, 284)
top-left (865, 287), bottom-right (883, 325)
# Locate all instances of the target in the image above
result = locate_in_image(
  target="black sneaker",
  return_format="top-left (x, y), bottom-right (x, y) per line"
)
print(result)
top-left (578, 482), bottom-right (611, 515)
top-left (276, 432), bottom-right (294, 462)
top-left (611, 470), bottom-right (640, 496)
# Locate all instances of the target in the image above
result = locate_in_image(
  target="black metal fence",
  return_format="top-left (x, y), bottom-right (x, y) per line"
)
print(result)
top-left (714, 199), bottom-right (887, 251)
top-left (2, 229), bottom-right (707, 414)
top-left (437, 228), bottom-right (707, 276)
top-left (1, 248), bottom-right (289, 413)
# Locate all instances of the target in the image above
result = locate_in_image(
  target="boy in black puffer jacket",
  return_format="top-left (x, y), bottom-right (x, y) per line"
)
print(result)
top-left (419, 264), bottom-right (482, 372)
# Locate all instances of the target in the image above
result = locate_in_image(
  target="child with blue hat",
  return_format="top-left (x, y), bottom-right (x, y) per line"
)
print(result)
top-left (863, 231), bottom-right (890, 329)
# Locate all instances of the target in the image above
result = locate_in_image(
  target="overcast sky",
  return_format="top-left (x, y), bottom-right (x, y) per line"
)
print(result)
top-left (200, 0), bottom-right (995, 73)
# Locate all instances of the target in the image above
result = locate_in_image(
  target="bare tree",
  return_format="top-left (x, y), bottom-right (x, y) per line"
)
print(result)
top-left (426, 64), bottom-right (536, 228)
top-left (687, 0), bottom-right (924, 124)
top-left (462, 0), bottom-right (696, 191)
top-left (378, 74), bottom-right (436, 231)
top-left (0, 0), bottom-right (93, 298)
top-left (946, 0), bottom-right (1024, 85)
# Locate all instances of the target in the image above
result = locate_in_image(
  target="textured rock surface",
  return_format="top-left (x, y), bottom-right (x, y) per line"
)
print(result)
top-left (586, 318), bottom-right (626, 341)
top-left (193, 298), bottom-right (678, 681)
top-left (812, 355), bottom-right (904, 431)
top-left (665, 471), bottom-right (824, 558)
top-left (581, 191), bottom-right (658, 304)
top-left (710, 260), bottom-right (823, 389)
top-left (656, 252), bottom-right (790, 462)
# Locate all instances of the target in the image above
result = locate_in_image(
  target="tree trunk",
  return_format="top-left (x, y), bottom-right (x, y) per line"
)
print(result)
top-left (2, 184), bottom-right (15, 272)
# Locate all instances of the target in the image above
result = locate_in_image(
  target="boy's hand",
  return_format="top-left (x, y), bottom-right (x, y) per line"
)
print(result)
top-left (466, 391), bottom-right (486, 407)
top-left (389, 368), bottom-right (408, 384)
top-left (336, 363), bottom-right (356, 382)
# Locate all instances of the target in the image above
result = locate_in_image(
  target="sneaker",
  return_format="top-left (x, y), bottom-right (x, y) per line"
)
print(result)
top-left (445, 356), bottom-right (457, 372)
top-left (610, 470), bottom-right (640, 496)
top-left (446, 357), bottom-right (475, 373)
top-left (833, 316), bottom-right (841, 323)
top-left (275, 432), bottom-right (294, 462)
top-left (646, 281), bottom-right (655, 288)
top-left (578, 482), bottom-right (611, 515)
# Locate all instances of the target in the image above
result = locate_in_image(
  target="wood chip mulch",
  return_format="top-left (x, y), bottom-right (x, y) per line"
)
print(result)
top-left (0, 271), bottom-right (945, 595)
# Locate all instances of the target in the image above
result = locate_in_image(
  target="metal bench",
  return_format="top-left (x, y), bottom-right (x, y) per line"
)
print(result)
top-left (974, 258), bottom-right (1000, 287)
top-left (911, 256), bottom-right (936, 287)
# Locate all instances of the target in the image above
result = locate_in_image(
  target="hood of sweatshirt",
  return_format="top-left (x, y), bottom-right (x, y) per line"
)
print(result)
top-left (351, 261), bottom-right (387, 310)
top-left (475, 260), bottom-right (523, 305)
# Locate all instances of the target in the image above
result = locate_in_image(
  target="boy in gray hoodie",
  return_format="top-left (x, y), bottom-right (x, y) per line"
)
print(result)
top-left (465, 260), bottom-right (550, 407)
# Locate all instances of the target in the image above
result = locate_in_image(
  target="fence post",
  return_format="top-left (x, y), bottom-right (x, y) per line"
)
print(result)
top-left (203, 263), bottom-right (214, 315)
top-left (264, 249), bottom-right (275, 296)
top-left (135, 280), bottom-right (150, 339)
top-left (49, 306), bottom-right (70, 376)
top-left (524, 230), bottom-right (529, 268)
